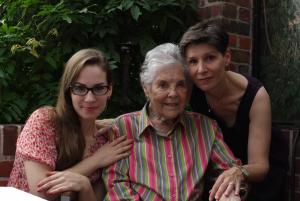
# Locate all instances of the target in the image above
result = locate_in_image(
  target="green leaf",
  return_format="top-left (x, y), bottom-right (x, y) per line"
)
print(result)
top-left (79, 8), bottom-right (88, 13)
top-left (130, 5), bottom-right (141, 21)
top-left (6, 65), bottom-right (15, 74)
top-left (15, 99), bottom-right (27, 110)
top-left (62, 15), bottom-right (72, 23)
top-left (45, 55), bottom-right (57, 68)
top-left (0, 66), bottom-right (6, 78)
top-left (122, 0), bottom-right (134, 10)
top-left (3, 112), bottom-right (12, 122)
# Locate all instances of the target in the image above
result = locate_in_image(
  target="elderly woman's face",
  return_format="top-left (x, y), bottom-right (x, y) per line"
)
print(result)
top-left (144, 64), bottom-right (188, 120)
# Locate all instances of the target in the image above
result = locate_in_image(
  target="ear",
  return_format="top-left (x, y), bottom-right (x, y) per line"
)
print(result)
top-left (107, 85), bottom-right (113, 98)
top-left (224, 48), bottom-right (232, 66)
top-left (142, 82), bottom-right (150, 99)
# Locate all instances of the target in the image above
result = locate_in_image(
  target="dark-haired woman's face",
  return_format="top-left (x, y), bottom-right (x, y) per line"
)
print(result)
top-left (185, 43), bottom-right (230, 92)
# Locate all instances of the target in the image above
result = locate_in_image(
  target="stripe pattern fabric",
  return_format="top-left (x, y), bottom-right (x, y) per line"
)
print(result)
top-left (103, 104), bottom-right (240, 201)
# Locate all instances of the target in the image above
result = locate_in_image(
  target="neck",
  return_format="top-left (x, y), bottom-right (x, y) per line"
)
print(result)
top-left (80, 119), bottom-right (96, 137)
top-left (206, 72), bottom-right (232, 99)
top-left (148, 105), bottom-right (177, 133)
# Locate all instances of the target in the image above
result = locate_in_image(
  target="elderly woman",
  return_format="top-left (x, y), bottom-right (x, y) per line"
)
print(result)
top-left (102, 43), bottom-right (246, 201)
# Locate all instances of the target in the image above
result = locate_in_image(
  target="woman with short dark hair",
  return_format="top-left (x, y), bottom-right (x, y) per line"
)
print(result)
top-left (180, 22), bottom-right (271, 201)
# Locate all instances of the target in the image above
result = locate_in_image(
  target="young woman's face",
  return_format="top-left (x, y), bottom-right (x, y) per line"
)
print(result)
top-left (143, 64), bottom-right (188, 121)
top-left (185, 43), bottom-right (231, 92)
top-left (71, 64), bottom-right (112, 122)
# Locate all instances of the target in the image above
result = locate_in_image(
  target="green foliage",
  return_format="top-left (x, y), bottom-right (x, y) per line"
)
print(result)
top-left (260, 0), bottom-right (300, 121)
top-left (0, 0), bottom-right (197, 123)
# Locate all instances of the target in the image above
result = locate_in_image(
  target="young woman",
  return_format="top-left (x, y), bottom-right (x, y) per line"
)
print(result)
top-left (179, 22), bottom-right (271, 201)
top-left (8, 48), bottom-right (133, 201)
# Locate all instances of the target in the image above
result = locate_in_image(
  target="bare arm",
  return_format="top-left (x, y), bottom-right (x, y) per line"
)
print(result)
top-left (66, 135), bottom-right (132, 176)
top-left (245, 87), bottom-right (271, 181)
top-left (24, 161), bottom-right (97, 201)
top-left (24, 161), bottom-right (57, 200)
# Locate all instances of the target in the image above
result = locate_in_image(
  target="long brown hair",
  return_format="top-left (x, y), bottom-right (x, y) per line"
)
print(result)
top-left (55, 48), bottom-right (111, 170)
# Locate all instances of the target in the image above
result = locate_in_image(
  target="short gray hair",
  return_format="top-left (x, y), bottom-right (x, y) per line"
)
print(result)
top-left (140, 43), bottom-right (187, 85)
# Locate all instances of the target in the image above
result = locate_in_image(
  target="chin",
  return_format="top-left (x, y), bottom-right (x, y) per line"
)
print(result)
top-left (164, 112), bottom-right (181, 120)
top-left (79, 114), bottom-right (99, 121)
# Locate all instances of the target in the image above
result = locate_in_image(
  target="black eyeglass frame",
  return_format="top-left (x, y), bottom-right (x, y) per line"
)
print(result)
top-left (69, 84), bottom-right (110, 96)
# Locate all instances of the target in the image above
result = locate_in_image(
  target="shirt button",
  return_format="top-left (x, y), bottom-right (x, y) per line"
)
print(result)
top-left (167, 154), bottom-right (172, 158)
top-left (172, 194), bottom-right (176, 198)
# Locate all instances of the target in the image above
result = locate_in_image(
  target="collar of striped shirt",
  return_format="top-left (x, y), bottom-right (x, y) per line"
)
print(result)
top-left (136, 102), bottom-right (185, 139)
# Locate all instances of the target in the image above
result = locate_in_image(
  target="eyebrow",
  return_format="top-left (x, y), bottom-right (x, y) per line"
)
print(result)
top-left (73, 82), bottom-right (107, 86)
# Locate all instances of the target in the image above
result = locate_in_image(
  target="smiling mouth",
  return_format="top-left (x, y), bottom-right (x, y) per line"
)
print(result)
top-left (164, 103), bottom-right (178, 107)
top-left (198, 77), bottom-right (211, 80)
top-left (83, 106), bottom-right (98, 110)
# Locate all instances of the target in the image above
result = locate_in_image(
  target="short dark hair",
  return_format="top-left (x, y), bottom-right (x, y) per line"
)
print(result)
top-left (179, 22), bottom-right (229, 57)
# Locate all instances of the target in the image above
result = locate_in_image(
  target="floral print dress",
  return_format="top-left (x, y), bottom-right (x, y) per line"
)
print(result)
top-left (8, 107), bottom-right (107, 192)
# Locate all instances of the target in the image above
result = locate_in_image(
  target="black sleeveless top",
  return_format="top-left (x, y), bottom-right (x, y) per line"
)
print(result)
top-left (190, 74), bottom-right (263, 164)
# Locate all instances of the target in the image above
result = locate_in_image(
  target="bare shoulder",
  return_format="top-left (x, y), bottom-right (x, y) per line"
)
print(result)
top-left (227, 71), bottom-right (248, 90)
top-left (253, 86), bottom-right (271, 105)
top-left (250, 86), bottom-right (271, 121)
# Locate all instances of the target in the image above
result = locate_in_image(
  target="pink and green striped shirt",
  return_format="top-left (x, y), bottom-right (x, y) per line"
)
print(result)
top-left (103, 104), bottom-right (240, 201)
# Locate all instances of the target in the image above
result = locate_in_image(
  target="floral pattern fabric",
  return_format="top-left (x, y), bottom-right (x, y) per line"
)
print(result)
top-left (8, 107), bottom-right (106, 192)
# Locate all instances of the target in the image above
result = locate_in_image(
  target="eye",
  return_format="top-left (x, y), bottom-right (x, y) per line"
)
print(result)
top-left (157, 81), bottom-right (169, 90)
top-left (204, 54), bottom-right (216, 63)
top-left (73, 85), bottom-right (87, 93)
top-left (176, 80), bottom-right (187, 90)
top-left (71, 85), bottom-right (88, 95)
top-left (93, 85), bottom-right (106, 93)
top-left (188, 58), bottom-right (198, 66)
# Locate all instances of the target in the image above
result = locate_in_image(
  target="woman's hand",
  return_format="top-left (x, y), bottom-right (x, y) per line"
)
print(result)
top-left (96, 135), bottom-right (133, 168)
top-left (95, 118), bottom-right (114, 134)
top-left (37, 171), bottom-right (92, 195)
top-left (209, 166), bottom-right (245, 201)
top-left (219, 190), bottom-right (241, 201)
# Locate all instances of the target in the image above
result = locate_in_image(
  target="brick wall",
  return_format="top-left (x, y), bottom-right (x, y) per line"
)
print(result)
top-left (198, 0), bottom-right (252, 73)
top-left (0, 125), bottom-right (22, 186)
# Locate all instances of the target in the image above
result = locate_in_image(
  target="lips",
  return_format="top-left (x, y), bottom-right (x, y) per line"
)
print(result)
top-left (83, 106), bottom-right (98, 111)
top-left (197, 76), bottom-right (212, 81)
top-left (164, 103), bottom-right (178, 107)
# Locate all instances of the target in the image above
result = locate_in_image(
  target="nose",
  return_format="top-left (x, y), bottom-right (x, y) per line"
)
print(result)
top-left (84, 91), bottom-right (96, 102)
top-left (168, 87), bottom-right (179, 97)
top-left (196, 61), bottom-right (207, 73)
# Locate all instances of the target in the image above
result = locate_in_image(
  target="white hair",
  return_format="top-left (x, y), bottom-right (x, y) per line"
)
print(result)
top-left (140, 43), bottom-right (187, 85)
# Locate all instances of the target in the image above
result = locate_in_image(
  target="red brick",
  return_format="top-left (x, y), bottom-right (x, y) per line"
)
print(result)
top-left (237, 0), bottom-right (251, 8)
top-left (239, 36), bottom-right (251, 50)
top-left (0, 179), bottom-right (8, 186)
top-left (207, 0), bottom-right (251, 8)
top-left (229, 34), bottom-right (237, 47)
top-left (198, 0), bottom-right (206, 7)
top-left (198, 7), bottom-right (211, 19)
top-left (230, 49), bottom-right (250, 63)
top-left (238, 64), bottom-right (250, 74)
top-left (239, 7), bottom-right (250, 22)
top-left (226, 63), bottom-right (237, 71)
top-left (223, 3), bottom-right (237, 19)
top-left (211, 4), bottom-right (222, 17)
top-left (3, 125), bottom-right (19, 156)
top-left (0, 161), bottom-right (14, 177)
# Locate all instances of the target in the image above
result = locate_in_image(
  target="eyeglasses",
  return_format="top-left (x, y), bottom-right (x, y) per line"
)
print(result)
top-left (70, 84), bottom-right (110, 96)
